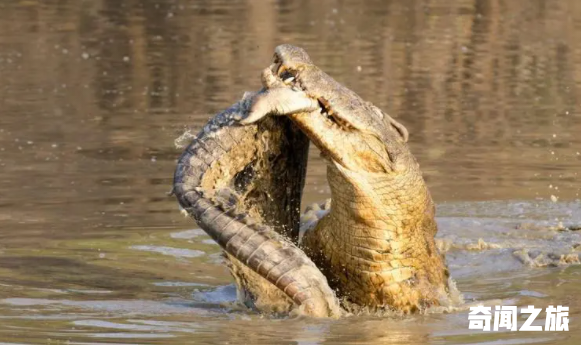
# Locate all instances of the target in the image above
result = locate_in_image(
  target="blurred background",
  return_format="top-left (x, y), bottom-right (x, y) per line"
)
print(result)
top-left (0, 0), bottom-right (580, 344)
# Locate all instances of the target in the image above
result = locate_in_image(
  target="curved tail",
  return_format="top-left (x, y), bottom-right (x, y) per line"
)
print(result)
top-left (173, 98), bottom-right (341, 317)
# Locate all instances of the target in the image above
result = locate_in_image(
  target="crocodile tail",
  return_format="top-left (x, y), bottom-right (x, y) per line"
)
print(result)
top-left (173, 100), bottom-right (341, 317)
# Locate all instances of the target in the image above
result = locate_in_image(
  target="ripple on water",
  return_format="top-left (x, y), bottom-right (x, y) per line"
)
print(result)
top-left (191, 285), bottom-right (237, 304)
top-left (73, 319), bottom-right (197, 334)
top-left (170, 229), bottom-right (207, 239)
top-left (1, 298), bottom-right (196, 313)
top-left (129, 245), bottom-right (205, 258)
top-left (152, 281), bottom-right (210, 287)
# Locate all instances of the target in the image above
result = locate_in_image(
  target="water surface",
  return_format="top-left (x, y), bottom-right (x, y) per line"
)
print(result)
top-left (1, 0), bottom-right (581, 344)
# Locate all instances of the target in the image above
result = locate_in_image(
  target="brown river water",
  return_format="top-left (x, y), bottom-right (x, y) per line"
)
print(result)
top-left (1, 0), bottom-right (581, 344)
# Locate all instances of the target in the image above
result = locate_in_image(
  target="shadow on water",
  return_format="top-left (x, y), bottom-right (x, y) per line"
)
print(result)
top-left (0, 0), bottom-right (580, 343)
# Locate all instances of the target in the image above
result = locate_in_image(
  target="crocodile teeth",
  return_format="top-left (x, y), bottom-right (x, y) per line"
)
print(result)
top-left (283, 77), bottom-right (295, 84)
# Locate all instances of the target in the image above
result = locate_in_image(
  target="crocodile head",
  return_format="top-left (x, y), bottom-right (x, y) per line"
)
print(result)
top-left (245, 44), bottom-right (452, 312)
top-left (249, 45), bottom-right (409, 175)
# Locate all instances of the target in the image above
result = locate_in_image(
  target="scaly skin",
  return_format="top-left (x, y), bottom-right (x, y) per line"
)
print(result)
top-left (173, 93), bottom-right (341, 317)
top-left (246, 45), bottom-right (451, 313)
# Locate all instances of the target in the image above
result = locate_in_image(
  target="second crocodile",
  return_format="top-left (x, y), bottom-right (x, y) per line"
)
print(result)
top-left (173, 91), bottom-right (341, 317)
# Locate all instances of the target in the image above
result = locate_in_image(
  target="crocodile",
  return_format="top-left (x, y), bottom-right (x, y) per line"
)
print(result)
top-left (173, 92), bottom-right (342, 317)
top-left (243, 45), bottom-right (452, 313)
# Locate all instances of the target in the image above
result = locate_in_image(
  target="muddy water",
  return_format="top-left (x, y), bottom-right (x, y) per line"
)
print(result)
top-left (1, 0), bottom-right (581, 344)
